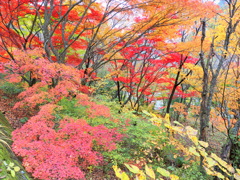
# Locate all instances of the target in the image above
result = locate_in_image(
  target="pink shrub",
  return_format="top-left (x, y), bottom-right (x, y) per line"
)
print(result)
top-left (12, 105), bottom-right (122, 180)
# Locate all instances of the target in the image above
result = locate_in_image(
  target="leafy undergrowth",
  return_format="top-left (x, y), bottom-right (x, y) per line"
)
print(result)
top-left (113, 112), bottom-right (240, 180)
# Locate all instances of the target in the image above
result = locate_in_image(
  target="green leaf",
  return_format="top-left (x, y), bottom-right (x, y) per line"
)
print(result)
top-left (11, 170), bottom-right (16, 177)
top-left (142, 110), bottom-right (152, 117)
top-left (9, 162), bottom-right (14, 167)
top-left (157, 167), bottom-right (170, 177)
top-left (125, 163), bottom-right (140, 174)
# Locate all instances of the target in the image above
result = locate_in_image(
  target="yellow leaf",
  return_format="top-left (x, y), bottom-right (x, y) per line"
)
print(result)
top-left (198, 147), bottom-right (208, 157)
top-left (189, 147), bottom-right (200, 157)
top-left (216, 172), bottom-right (225, 179)
top-left (164, 123), bottom-right (172, 129)
top-left (113, 165), bottom-right (130, 180)
top-left (234, 173), bottom-right (240, 180)
top-left (150, 113), bottom-right (158, 118)
top-left (226, 165), bottom-right (235, 174)
top-left (124, 163), bottom-right (140, 174)
top-left (164, 113), bottom-right (170, 124)
top-left (205, 157), bottom-right (217, 167)
top-left (204, 166), bottom-right (216, 176)
top-left (145, 165), bottom-right (155, 179)
top-left (150, 117), bottom-right (162, 125)
top-left (185, 126), bottom-right (198, 136)
top-left (172, 126), bottom-right (185, 135)
top-left (198, 140), bottom-right (209, 148)
top-left (14, 166), bottom-right (20, 172)
top-left (157, 167), bottom-right (170, 177)
top-left (170, 174), bottom-right (179, 180)
top-left (189, 136), bottom-right (199, 145)
top-left (136, 172), bottom-right (147, 180)
top-left (173, 121), bottom-right (184, 127)
top-left (210, 153), bottom-right (228, 167)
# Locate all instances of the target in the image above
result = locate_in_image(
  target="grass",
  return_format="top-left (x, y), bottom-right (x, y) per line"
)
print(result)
top-left (0, 125), bottom-right (11, 149)
top-left (0, 113), bottom-right (33, 180)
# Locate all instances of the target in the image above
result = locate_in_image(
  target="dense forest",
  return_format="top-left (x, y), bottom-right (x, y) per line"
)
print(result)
top-left (0, 0), bottom-right (239, 179)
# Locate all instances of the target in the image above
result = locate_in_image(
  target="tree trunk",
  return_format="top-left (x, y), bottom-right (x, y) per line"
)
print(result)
top-left (199, 58), bottom-right (209, 142)
top-left (221, 120), bottom-right (240, 165)
top-left (199, 19), bottom-right (209, 142)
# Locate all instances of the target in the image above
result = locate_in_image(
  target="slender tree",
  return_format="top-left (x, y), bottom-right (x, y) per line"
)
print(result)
top-left (198, 0), bottom-right (239, 142)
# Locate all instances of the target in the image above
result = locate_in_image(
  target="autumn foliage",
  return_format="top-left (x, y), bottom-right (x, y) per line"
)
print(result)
top-left (0, 0), bottom-right (239, 179)
top-left (3, 49), bottom-right (122, 179)
top-left (12, 104), bottom-right (122, 180)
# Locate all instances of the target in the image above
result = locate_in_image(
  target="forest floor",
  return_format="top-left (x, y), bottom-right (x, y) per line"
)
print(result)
top-left (0, 90), bottom-right (28, 129)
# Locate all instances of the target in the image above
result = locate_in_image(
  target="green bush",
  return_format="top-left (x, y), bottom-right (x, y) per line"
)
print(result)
top-left (174, 162), bottom-right (214, 180)
top-left (101, 120), bottom-right (168, 173)
top-left (93, 79), bottom-right (116, 98)
top-left (0, 73), bottom-right (5, 79)
top-left (19, 117), bottom-right (28, 124)
top-left (0, 82), bottom-right (24, 96)
top-left (230, 134), bottom-right (240, 168)
top-left (55, 98), bottom-right (87, 118)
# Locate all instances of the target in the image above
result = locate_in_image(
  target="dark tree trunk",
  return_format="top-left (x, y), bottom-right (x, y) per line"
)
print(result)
top-left (221, 120), bottom-right (240, 165)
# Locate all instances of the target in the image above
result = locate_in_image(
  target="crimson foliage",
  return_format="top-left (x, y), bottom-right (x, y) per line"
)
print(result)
top-left (12, 104), bottom-right (122, 180)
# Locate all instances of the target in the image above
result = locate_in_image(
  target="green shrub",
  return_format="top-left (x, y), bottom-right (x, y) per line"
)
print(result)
top-left (101, 112), bottom-right (170, 171)
top-left (174, 162), bottom-right (214, 180)
top-left (0, 73), bottom-right (5, 79)
top-left (19, 117), bottom-right (28, 124)
top-left (55, 98), bottom-right (87, 119)
top-left (93, 79), bottom-right (116, 98)
top-left (230, 134), bottom-right (240, 168)
top-left (0, 82), bottom-right (24, 96)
